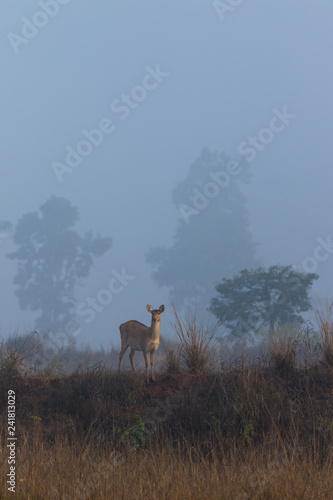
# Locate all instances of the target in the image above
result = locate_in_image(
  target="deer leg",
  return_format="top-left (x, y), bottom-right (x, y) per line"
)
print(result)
top-left (143, 351), bottom-right (149, 383)
top-left (118, 344), bottom-right (128, 372)
top-left (129, 349), bottom-right (136, 371)
top-left (150, 351), bottom-right (156, 383)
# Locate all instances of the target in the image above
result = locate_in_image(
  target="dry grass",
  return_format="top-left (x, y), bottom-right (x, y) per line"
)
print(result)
top-left (1, 429), bottom-right (333, 499)
top-left (170, 303), bottom-right (217, 373)
top-left (1, 319), bottom-right (333, 498)
top-left (0, 331), bottom-right (40, 379)
top-left (315, 303), bottom-right (333, 367)
top-left (163, 340), bottom-right (182, 374)
top-left (268, 331), bottom-right (297, 374)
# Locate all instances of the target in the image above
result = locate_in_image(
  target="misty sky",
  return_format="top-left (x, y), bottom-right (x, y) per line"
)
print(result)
top-left (1, 1), bottom-right (333, 347)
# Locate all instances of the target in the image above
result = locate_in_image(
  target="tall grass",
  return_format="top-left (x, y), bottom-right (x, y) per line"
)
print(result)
top-left (268, 329), bottom-right (298, 374)
top-left (315, 302), bottom-right (333, 367)
top-left (163, 340), bottom-right (182, 374)
top-left (1, 317), bottom-right (333, 498)
top-left (0, 331), bottom-right (40, 379)
top-left (1, 419), bottom-right (333, 499)
top-left (170, 302), bottom-right (217, 373)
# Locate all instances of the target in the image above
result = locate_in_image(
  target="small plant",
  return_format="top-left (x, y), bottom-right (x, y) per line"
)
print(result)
top-left (211, 415), bottom-right (222, 435)
top-left (28, 413), bottom-right (42, 424)
top-left (242, 423), bottom-right (256, 444)
top-left (120, 414), bottom-right (146, 450)
top-left (128, 391), bottom-right (138, 407)
top-left (170, 302), bottom-right (217, 374)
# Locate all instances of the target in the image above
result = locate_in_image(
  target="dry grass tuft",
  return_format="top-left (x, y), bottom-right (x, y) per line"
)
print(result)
top-left (170, 303), bottom-right (217, 374)
top-left (1, 428), bottom-right (333, 499)
top-left (1, 318), bottom-right (333, 498)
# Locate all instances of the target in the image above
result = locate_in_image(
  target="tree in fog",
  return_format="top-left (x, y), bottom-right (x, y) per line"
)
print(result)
top-left (8, 196), bottom-right (112, 333)
top-left (209, 265), bottom-right (318, 341)
top-left (146, 148), bottom-right (258, 313)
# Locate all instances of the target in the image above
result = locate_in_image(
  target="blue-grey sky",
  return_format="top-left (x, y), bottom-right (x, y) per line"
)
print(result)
top-left (1, 1), bottom-right (333, 347)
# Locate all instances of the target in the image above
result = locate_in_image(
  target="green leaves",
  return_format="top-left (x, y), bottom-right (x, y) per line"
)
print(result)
top-left (210, 265), bottom-right (318, 341)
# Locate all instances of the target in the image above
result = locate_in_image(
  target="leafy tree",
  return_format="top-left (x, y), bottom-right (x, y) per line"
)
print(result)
top-left (146, 148), bottom-right (258, 313)
top-left (8, 196), bottom-right (112, 333)
top-left (209, 265), bottom-right (318, 341)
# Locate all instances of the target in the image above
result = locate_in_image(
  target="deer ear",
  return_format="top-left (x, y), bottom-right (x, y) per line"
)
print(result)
top-left (159, 305), bottom-right (165, 313)
top-left (147, 304), bottom-right (154, 313)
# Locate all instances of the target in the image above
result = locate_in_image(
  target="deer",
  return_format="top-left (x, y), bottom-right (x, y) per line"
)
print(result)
top-left (118, 304), bottom-right (165, 383)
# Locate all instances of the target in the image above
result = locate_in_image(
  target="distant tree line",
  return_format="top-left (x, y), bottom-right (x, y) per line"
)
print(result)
top-left (1, 149), bottom-right (319, 344)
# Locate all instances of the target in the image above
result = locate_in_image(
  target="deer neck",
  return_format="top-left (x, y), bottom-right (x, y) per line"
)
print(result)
top-left (150, 320), bottom-right (160, 341)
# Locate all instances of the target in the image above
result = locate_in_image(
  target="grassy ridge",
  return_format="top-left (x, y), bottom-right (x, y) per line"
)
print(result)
top-left (0, 360), bottom-right (332, 498)
top-left (1, 309), bottom-right (333, 498)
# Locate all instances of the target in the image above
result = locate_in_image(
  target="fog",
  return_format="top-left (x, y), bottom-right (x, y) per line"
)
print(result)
top-left (1, 1), bottom-right (333, 349)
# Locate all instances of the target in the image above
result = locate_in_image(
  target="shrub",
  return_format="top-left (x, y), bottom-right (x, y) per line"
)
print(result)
top-left (170, 303), bottom-right (217, 374)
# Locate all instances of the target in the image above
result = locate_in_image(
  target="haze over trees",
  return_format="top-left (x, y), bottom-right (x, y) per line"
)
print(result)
top-left (7, 197), bottom-right (112, 334)
top-left (209, 265), bottom-right (319, 342)
top-left (146, 148), bottom-right (258, 313)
